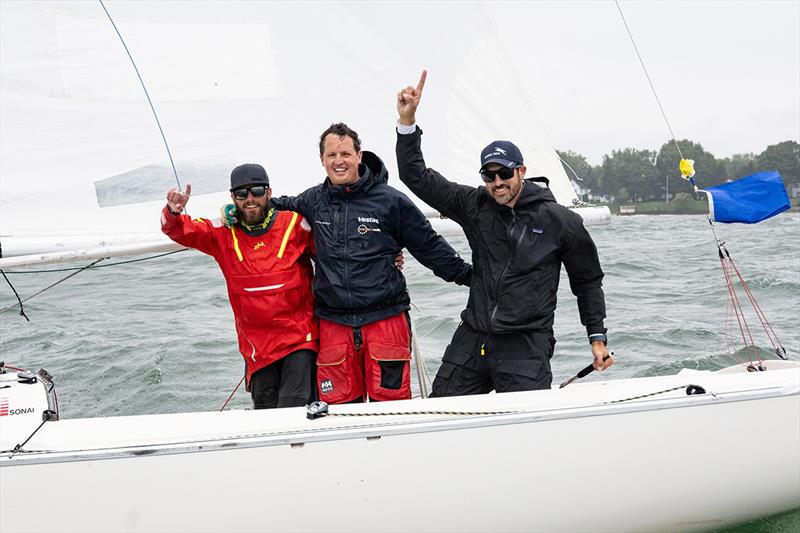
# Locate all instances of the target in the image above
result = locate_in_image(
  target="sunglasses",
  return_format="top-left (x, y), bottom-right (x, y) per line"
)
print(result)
top-left (232, 186), bottom-right (267, 200)
top-left (480, 167), bottom-right (517, 183)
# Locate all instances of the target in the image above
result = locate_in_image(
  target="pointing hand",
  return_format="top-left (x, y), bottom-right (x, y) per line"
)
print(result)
top-left (166, 183), bottom-right (192, 214)
top-left (397, 70), bottom-right (427, 126)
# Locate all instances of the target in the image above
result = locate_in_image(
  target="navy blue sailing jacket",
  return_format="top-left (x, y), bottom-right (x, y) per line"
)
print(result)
top-left (272, 151), bottom-right (471, 326)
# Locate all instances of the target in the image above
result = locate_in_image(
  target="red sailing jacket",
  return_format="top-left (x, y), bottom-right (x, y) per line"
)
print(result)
top-left (161, 206), bottom-right (318, 384)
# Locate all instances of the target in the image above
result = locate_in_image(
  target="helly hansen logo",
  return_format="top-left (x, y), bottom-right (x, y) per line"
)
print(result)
top-left (320, 379), bottom-right (334, 394)
top-left (358, 216), bottom-right (379, 224)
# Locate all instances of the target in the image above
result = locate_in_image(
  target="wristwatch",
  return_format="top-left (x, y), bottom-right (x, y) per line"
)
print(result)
top-left (589, 333), bottom-right (608, 345)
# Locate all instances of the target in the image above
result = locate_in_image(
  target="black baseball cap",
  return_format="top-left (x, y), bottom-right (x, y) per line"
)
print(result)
top-left (230, 163), bottom-right (269, 191)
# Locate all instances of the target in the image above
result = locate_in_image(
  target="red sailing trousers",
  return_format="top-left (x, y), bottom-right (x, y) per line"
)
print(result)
top-left (317, 312), bottom-right (412, 404)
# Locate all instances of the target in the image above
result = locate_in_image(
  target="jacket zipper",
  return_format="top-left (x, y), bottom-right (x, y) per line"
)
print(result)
top-left (343, 200), bottom-right (352, 309)
top-left (490, 208), bottom-right (520, 326)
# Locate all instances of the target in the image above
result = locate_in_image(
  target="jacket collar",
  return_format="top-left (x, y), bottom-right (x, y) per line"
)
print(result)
top-left (482, 177), bottom-right (558, 212)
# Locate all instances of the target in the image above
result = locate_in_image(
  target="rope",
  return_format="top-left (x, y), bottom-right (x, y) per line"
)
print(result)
top-left (0, 270), bottom-right (29, 321)
top-left (324, 383), bottom-right (711, 417)
top-left (98, 0), bottom-right (181, 191)
top-left (410, 316), bottom-right (431, 399)
top-left (10, 410), bottom-right (57, 455)
top-left (2, 249), bottom-right (188, 274)
top-left (726, 253), bottom-right (784, 354)
top-left (602, 384), bottom-right (710, 405)
top-left (614, 1), bottom-right (684, 161)
top-left (718, 243), bottom-right (785, 360)
top-left (0, 259), bottom-right (105, 316)
top-left (326, 409), bottom-right (519, 418)
top-left (707, 217), bottom-right (786, 361)
top-left (718, 249), bottom-right (758, 365)
top-left (220, 376), bottom-right (245, 411)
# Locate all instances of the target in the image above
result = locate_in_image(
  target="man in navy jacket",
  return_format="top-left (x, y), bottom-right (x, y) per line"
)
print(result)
top-left (271, 123), bottom-right (471, 403)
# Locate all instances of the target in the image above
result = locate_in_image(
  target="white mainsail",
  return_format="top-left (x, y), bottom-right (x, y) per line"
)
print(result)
top-left (0, 1), bottom-right (607, 267)
top-left (0, 4), bottom-right (797, 531)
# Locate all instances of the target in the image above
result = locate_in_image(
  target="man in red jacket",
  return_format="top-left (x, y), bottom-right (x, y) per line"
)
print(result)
top-left (161, 164), bottom-right (318, 409)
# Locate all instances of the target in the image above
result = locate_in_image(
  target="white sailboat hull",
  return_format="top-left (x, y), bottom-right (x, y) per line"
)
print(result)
top-left (2, 363), bottom-right (798, 532)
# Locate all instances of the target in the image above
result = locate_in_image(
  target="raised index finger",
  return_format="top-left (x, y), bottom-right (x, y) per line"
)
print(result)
top-left (416, 70), bottom-right (427, 94)
top-left (184, 183), bottom-right (192, 197)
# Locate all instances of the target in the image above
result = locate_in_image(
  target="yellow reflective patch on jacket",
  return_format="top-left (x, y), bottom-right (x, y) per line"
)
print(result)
top-left (230, 226), bottom-right (243, 262)
top-left (277, 212), bottom-right (299, 259)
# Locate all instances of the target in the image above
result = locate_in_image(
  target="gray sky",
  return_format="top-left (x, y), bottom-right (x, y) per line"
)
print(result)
top-left (493, 0), bottom-right (800, 164)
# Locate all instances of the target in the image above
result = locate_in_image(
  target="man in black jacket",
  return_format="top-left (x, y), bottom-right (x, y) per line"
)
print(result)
top-left (270, 122), bottom-right (472, 404)
top-left (395, 71), bottom-right (612, 396)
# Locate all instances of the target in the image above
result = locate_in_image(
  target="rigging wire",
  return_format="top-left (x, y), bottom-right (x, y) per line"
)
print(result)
top-left (98, 0), bottom-right (182, 191)
top-left (220, 376), bottom-right (245, 411)
top-left (614, 0), bottom-right (685, 161)
top-left (10, 409), bottom-right (57, 455)
top-left (0, 259), bottom-right (105, 316)
top-left (708, 219), bottom-right (787, 362)
top-left (2, 249), bottom-right (188, 274)
top-left (559, 157), bottom-right (585, 182)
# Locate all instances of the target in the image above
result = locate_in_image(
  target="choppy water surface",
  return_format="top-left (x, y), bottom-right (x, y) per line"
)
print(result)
top-left (2, 213), bottom-right (799, 531)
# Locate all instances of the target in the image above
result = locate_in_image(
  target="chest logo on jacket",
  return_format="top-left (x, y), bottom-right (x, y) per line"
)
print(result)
top-left (253, 242), bottom-right (265, 251)
top-left (357, 224), bottom-right (382, 235)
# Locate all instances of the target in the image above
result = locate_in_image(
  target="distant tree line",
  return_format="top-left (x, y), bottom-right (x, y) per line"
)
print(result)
top-left (558, 140), bottom-right (799, 203)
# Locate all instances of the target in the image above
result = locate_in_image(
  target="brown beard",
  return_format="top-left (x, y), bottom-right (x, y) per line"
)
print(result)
top-left (239, 204), bottom-right (268, 226)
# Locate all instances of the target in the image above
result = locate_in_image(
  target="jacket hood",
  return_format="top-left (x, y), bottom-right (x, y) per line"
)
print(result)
top-left (325, 150), bottom-right (389, 196)
top-left (512, 177), bottom-right (558, 208)
top-left (361, 151), bottom-right (389, 185)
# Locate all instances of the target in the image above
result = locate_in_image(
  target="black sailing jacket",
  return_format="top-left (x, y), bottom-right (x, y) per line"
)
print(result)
top-left (396, 128), bottom-right (606, 338)
top-left (272, 150), bottom-right (471, 326)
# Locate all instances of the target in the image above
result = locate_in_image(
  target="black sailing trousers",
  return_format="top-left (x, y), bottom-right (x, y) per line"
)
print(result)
top-left (249, 349), bottom-right (317, 409)
top-left (430, 322), bottom-right (554, 396)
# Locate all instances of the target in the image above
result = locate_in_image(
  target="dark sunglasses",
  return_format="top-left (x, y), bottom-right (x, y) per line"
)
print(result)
top-left (232, 186), bottom-right (267, 200)
top-left (480, 167), bottom-right (517, 183)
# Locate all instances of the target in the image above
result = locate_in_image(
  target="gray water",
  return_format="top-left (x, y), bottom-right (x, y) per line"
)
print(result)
top-left (2, 214), bottom-right (799, 531)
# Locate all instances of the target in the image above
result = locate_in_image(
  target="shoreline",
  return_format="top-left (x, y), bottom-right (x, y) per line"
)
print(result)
top-left (608, 201), bottom-right (799, 216)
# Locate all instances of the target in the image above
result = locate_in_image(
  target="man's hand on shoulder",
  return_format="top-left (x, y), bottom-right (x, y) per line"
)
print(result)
top-left (166, 183), bottom-right (191, 214)
top-left (397, 69), bottom-right (427, 126)
top-left (220, 203), bottom-right (238, 227)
